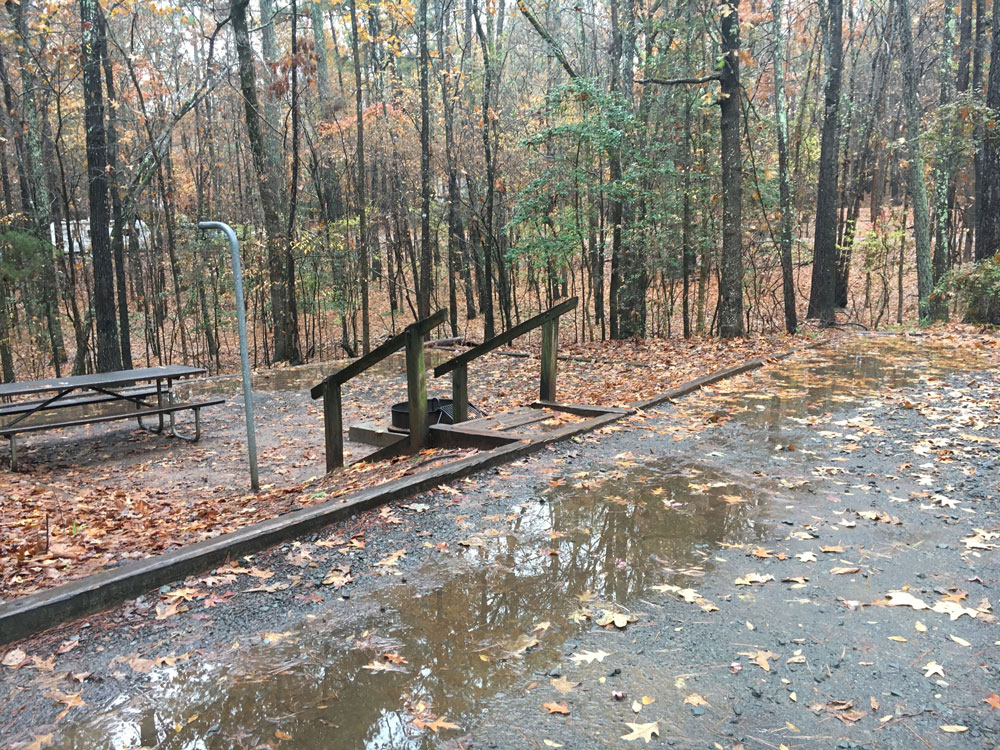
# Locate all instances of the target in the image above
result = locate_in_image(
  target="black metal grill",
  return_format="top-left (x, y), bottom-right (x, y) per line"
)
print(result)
top-left (390, 398), bottom-right (486, 430)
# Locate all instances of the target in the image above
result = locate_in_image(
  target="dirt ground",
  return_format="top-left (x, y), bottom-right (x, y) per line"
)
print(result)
top-left (1, 331), bottom-right (998, 749)
top-left (0, 333), bottom-right (792, 602)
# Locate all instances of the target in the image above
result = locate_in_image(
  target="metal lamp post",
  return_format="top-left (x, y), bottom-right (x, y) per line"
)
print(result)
top-left (199, 221), bottom-right (259, 491)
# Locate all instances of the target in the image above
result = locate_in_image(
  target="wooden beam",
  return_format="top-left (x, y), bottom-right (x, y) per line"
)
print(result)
top-left (428, 423), bottom-right (522, 450)
top-left (531, 400), bottom-right (633, 417)
top-left (311, 309), bottom-right (446, 398)
top-left (405, 327), bottom-right (428, 451)
top-left (434, 298), bottom-right (577, 377)
top-left (323, 382), bottom-right (344, 470)
top-left (452, 363), bottom-right (468, 423)
top-left (540, 317), bottom-right (558, 401)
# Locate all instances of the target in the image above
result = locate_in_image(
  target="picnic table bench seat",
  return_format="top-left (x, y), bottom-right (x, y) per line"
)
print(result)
top-left (1, 398), bottom-right (225, 469)
top-left (0, 386), bottom-right (162, 416)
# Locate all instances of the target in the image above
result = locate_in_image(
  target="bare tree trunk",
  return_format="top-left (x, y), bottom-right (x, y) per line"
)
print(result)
top-left (99, 14), bottom-right (133, 368)
top-left (418, 0), bottom-right (432, 322)
top-left (976, 0), bottom-right (1000, 260)
top-left (348, 0), bottom-right (371, 353)
top-left (807, 0), bottom-right (842, 324)
top-left (231, 0), bottom-right (299, 362)
top-left (896, 0), bottom-right (935, 315)
top-left (719, 1), bottom-right (744, 337)
top-left (7, 0), bottom-right (66, 370)
top-left (772, 0), bottom-right (797, 333)
top-left (80, 0), bottom-right (121, 371)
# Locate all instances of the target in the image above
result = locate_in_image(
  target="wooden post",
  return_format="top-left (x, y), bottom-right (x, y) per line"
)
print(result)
top-left (405, 327), bottom-right (428, 451)
top-left (452, 363), bottom-right (468, 422)
top-left (323, 382), bottom-right (344, 471)
top-left (540, 317), bottom-right (558, 401)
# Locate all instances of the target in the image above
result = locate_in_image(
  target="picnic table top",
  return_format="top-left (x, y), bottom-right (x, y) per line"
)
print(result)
top-left (0, 365), bottom-right (206, 398)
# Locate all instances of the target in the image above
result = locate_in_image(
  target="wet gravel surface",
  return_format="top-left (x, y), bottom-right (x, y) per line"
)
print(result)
top-left (1, 338), bottom-right (998, 749)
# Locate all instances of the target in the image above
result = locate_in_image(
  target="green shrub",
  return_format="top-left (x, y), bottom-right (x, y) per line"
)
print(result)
top-left (938, 256), bottom-right (1000, 324)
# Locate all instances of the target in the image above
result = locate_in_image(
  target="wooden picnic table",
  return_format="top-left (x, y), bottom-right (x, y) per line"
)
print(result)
top-left (0, 365), bottom-right (224, 470)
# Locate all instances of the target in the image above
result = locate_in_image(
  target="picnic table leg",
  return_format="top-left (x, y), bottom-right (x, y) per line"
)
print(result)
top-left (8, 435), bottom-right (16, 471)
top-left (166, 379), bottom-right (177, 435)
top-left (156, 379), bottom-right (165, 433)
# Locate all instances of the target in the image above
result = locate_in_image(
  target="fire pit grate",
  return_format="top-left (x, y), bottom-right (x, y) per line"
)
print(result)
top-left (390, 398), bottom-right (486, 430)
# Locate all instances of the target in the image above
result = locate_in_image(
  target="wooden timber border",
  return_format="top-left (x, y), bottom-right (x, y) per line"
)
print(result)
top-left (0, 342), bottom-right (810, 646)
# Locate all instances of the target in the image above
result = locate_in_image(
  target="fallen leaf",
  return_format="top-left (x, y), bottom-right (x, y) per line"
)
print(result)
top-left (683, 693), bottom-right (709, 707)
top-left (3, 648), bottom-right (27, 668)
top-left (884, 590), bottom-right (929, 610)
top-left (740, 650), bottom-right (779, 672)
top-left (830, 566), bottom-right (860, 575)
top-left (734, 573), bottom-right (774, 586)
top-left (940, 725), bottom-right (968, 733)
top-left (949, 634), bottom-right (971, 647)
top-left (551, 676), bottom-right (579, 695)
top-left (923, 661), bottom-right (945, 678)
top-left (275, 730), bottom-right (292, 741)
top-left (621, 721), bottom-right (659, 743)
top-left (543, 701), bottom-right (570, 715)
top-left (984, 692), bottom-right (1000, 710)
top-left (569, 649), bottom-right (609, 664)
top-left (414, 716), bottom-right (460, 733)
top-left (931, 600), bottom-right (978, 621)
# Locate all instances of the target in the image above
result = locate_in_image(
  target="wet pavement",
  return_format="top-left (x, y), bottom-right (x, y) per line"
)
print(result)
top-left (2, 334), bottom-right (998, 749)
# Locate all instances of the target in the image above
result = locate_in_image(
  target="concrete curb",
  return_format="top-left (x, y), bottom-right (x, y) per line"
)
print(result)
top-left (0, 342), bottom-right (811, 645)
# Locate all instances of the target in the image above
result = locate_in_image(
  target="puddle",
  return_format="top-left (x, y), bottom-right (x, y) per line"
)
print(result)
top-left (46, 460), bottom-right (772, 749)
top-left (704, 335), bottom-right (995, 438)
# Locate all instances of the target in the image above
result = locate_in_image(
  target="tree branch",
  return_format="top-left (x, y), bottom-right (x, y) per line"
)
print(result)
top-left (516, 0), bottom-right (578, 79)
top-left (636, 74), bottom-right (721, 86)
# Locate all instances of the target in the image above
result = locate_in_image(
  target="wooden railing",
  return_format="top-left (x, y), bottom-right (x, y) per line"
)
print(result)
top-left (310, 310), bottom-right (446, 470)
top-left (433, 297), bottom-right (578, 422)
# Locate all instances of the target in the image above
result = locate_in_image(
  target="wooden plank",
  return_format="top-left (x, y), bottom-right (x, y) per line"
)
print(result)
top-left (323, 383), bottom-right (344, 471)
top-left (540, 317), bottom-right (558, 401)
top-left (452, 364), bottom-right (468, 423)
top-left (434, 298), bottom-right (578, 377)
top-left (347, 422), bottom-right (408, 448)
top-left (311, 309), bottom-right (446, 398)
top-left (405, 328), bottom-right (428, 452)
top-left (0, 400), bottom-right (225, 436)
top-left (461, 408), bottom-right (551, 431)
top-left (428, 423), bottom-right (522, 450)
top-left (531, 401), bottom-right (633, 417)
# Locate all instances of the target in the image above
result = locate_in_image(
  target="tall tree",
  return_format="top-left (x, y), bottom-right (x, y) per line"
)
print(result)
top-left (807, 0), bottom-right (842, 324)
top-left (80, 0), bottom-right (121, 372)
top-left (7, 0), bottom-right (66, 371)
top-left (772, 0), bottom-right (797, 333)
top-left (977, 0), bottom-right (1000, 260)
top-left (417, 0), bottom-right (432, 321)
top-left (718, 1), bottom-right (744, 337)
top-left (348, 0), bottom-right (371, 353)
top-left (896, 0), bottom-right (934, 316)
top-left (231, 0), bottom-right (299, 362)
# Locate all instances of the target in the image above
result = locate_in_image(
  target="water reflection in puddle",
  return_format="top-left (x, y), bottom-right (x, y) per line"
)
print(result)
top-left (51, 460), bottom-right (771, 750)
